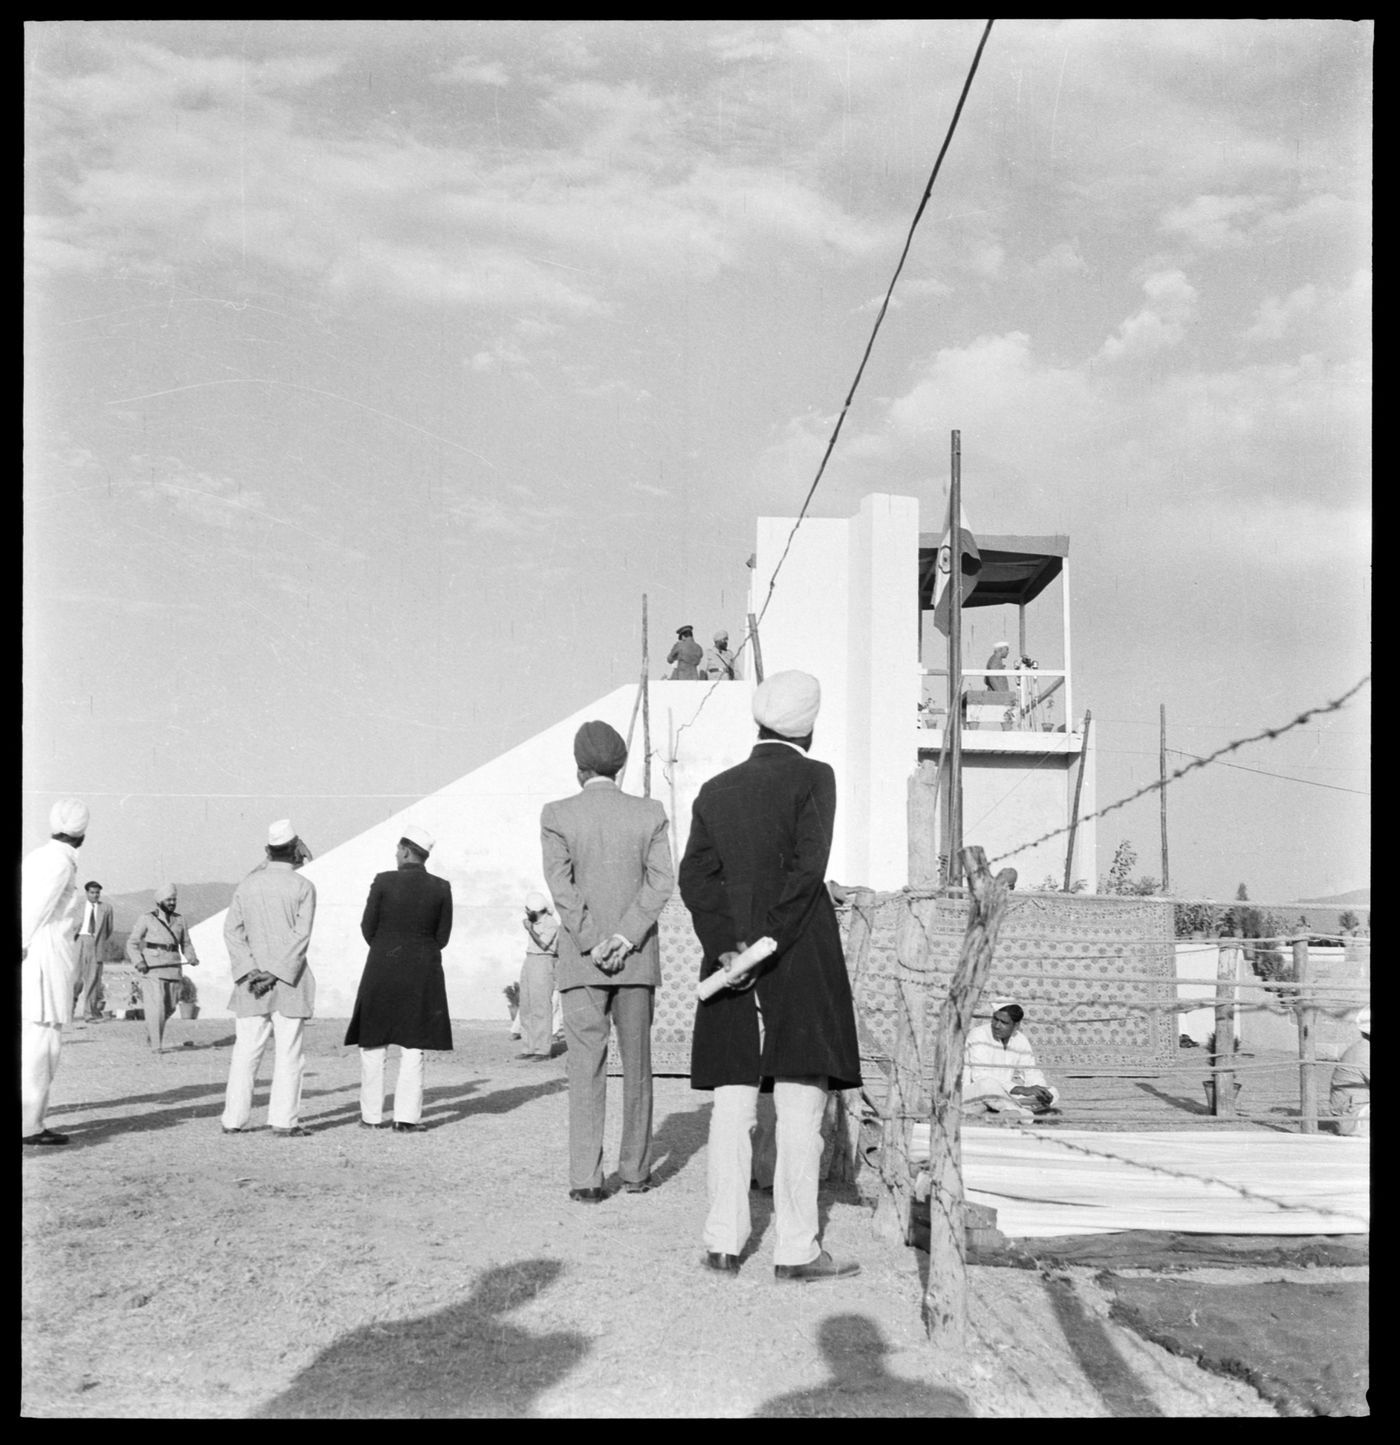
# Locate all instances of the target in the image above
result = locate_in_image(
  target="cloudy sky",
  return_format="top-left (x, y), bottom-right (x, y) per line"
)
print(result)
top-left (24, 19), bottom-right (1370, 903)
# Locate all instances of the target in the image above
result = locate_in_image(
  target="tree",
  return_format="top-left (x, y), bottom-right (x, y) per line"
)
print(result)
top-left (1339, 909), bottom-right (1361, 936)
top-left (1221, 882), bottom-right (1263, 940)
top-left (1099, 839), bottom-right (1161, 896)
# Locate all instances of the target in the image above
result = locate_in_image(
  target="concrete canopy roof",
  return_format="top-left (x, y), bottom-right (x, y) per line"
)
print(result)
top-left (918, 533), bottom-right (1069, 610)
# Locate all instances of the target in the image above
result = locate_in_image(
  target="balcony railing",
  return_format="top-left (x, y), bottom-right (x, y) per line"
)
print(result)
top-left (919, 668), bottom-right (1066, 734)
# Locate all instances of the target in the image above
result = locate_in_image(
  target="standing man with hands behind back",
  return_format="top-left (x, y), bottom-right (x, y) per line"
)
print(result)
top-left (220, 819), bottom-right (317, 1137)
top-left (541, 721), bottom-right (674, 1202)
top-left (681, 671), bottom-right (862, 1281)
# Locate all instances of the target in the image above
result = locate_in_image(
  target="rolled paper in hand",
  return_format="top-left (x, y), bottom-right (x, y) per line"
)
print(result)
top-left (696, 936), bottom-right (777, 1001)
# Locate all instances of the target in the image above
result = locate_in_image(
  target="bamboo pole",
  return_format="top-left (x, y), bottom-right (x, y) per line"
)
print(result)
top-left (1295, 935), bottom-right (1318, 1133)
top-left (747, 611), bottom-right (764, 684)
top-left (923, 846), bottom-right (1017, 1349)
top-left (1211, 936), bottom-right (1237, 1117)
top-left (947, 432), bottom-right (964, 885)
top-left (908, 760), bottom-right (940, 889)
top-left (1063, 709), bottom-right (1092, 891)
top-left (642, 594), bottom-right (651, 799)
top-left (1159, 704), bottom-right (1170, 894)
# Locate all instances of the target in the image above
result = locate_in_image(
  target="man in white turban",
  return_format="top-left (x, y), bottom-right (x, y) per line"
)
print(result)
top-left (681, 672), bottom-right (863, 1281)
top-left (21, 800), bottom-right (90, 1145)
top-left (125, 881), bottom-right (201, 1052)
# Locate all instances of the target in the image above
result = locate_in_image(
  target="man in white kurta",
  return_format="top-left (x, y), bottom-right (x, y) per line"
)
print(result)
top-left (962, 999), bottom-right (1061, 1120)
top-left (220, 819), bottom-right (317, 1136)
top-left (21, 800), bottom-right (90, 1145)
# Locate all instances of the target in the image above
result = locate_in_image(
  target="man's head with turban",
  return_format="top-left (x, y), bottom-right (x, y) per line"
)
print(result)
top-left (49, 798), bottom-right (89, 840)
top-left (574, 720), bottom-right (628, 778)
top-left (753, 671), bottom-right (821, 742)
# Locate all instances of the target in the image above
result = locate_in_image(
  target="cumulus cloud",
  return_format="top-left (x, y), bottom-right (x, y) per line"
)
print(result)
top-left (1244, 283), bottom-right (1320, 345)
top-left (1097, 269), bottom-right (1197, 363)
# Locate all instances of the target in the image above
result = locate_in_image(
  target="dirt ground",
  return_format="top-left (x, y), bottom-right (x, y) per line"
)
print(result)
top-left (22, 1017), bottom-right (1364, 1418)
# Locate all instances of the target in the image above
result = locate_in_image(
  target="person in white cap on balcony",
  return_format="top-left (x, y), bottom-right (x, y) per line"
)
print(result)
top-left (984, 641), bottom-right (1012, 692)
top-left (681, 671), bottom-right (863, 1282)
top-left (345, 825), bottom-right (454, 1132)
top-left (702, 630), bottom-right (738, 681)
top-left (21, 799), bottom-right (90, 1145)
top-left (517, 890), bottom-right (559, 1061)
top-left (220, 819), bottom-right (318, 1137)
top-left (125, 881), bottom-right (200, 1052)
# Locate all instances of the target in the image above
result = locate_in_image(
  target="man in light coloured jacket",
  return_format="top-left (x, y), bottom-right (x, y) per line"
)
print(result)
top-left (220, 819), bottom-right (317, 1137)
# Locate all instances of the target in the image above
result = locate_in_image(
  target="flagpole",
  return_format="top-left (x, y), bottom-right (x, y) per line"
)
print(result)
top-left (947, 430), bottom-right (964, 888)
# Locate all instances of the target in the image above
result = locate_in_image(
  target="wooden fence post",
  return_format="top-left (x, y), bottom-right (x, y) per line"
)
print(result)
top-left (1295, 935), bottom-right (1317, 1133)
top-left (1212, 936), bottom-right (1237, 1118)
top-left (871, 895), bottom-right (937, 1245)
top-left (923, 847), bottom-right (1017, 1350)
top-left (908, 761), bottom-right (940, 889)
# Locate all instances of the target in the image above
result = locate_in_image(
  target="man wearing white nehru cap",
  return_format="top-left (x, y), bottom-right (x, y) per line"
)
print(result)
top-left (21, 800), bottom-right (91, 1144)
top-left (220, 819), bottom-right (318, 1136)
top-left (681, 671), bottom-right (862, 1281)
top-left (345, 824), bottom-right (454, 1132)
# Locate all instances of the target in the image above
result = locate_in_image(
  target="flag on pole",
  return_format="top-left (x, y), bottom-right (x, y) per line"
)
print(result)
top-left (931, 500), bottom-right (981, 636)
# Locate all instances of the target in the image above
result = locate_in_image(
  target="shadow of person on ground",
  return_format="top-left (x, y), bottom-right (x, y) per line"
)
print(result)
top-left (253, 1257), bottom-right (590, 1418)
top-left (44, 1079), bottom-right (359, 1149)
top-left (645, 1101), bottom-right (711, 1183)
top-left (752, 1314), bottom-right (972, 1417)
top-left (1134, 1081), bottom-right (1212, 1117)
top-left (1042, 1271), bottom-right (1164, 1417)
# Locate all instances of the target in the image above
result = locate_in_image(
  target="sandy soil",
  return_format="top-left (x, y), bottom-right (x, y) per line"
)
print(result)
top-left (23, 1017), bottom-right (1347, 1418)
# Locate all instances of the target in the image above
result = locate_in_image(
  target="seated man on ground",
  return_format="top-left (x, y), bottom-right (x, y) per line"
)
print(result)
top-left (1329, 1006), bottom-right (1369, 1138)
top-left (963, 999), bottom-right (1061, 1121)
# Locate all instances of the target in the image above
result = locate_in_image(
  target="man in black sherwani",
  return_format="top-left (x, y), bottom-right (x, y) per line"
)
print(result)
top-left (345, 823), bottom-right (454, 1133)
top-left (680, 670), bottom-right (861, 1282)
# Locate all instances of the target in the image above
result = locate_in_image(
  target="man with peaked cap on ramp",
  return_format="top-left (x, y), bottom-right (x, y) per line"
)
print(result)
top-left (126, 881), bottom-right (201, 1052)
top-left (220, 819), bottom-right (318, 1136)
top-left (681, 671), bottom-right (863, 1281)
top-left (541, 720), bottom-right (674, 1201)
top-left (667, 625), bottom-right (703, 680)
top-left (21, 799), bottom-right (90, 1146)
top-left (345, 823), bottom-right (454, 1132)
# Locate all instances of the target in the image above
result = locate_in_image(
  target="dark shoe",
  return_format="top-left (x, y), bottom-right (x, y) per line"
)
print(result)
top-left (22, 1129), bottom-right (69, 1147)
top-left (568, 1187), bottom-right (607, 1203)
top-left (515, 1052), bottom-right (543, 1060)
top-left (703, 1251), bottom-right (740, 1273)
top-left (359, 1120), bottom-right (391, 1130)
top-left (391, 1121), bottom-right (428, 1133)
top-left (774, 1250), bottom-right (861, 1283)
top-left (272, 1126), bottom-right (313, 1138)
top-left (623, 1176), bottom-right (658, 1194)
top-left (220, 1126), bottom-right (247, 1135)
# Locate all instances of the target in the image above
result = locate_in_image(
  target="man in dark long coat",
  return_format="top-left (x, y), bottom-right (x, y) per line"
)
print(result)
top-left (345, 823), bottom-right (453, 1134)
top-left (680, 670), bottom-right (861, 1282)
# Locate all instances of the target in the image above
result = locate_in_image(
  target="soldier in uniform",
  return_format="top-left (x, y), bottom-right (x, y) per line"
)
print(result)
top-left (125, 882), bottom-right (200, 1053)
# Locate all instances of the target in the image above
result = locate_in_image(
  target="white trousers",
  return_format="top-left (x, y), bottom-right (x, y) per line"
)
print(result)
top-left (221, 1013), bottom-right (306, 1131)
top-left (704, 1077), bottom-right (827, 1266)
top-left (21, 1021), bottom-right (64, 1137)
top-left (359, 1046), bottom-right (425, 1125)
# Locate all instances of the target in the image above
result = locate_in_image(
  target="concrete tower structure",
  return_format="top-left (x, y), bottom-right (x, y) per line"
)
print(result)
top-left (191, 493), bottom-right (1094, 1019)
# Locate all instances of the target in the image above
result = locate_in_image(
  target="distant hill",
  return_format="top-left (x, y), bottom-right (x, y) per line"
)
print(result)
top-left (1296, 888), bottom-right (1370, 907)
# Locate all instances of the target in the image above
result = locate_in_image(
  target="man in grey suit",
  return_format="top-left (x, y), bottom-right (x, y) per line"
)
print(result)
top-left (72, 880), bottom-right (115, 1021)
top-left (541, 720), bottom-right (674, 1202)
